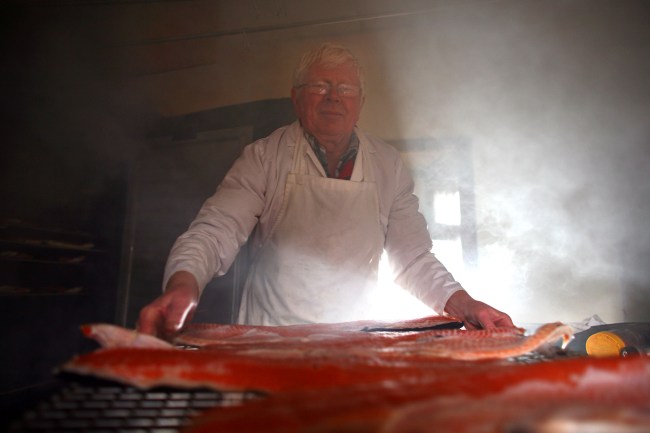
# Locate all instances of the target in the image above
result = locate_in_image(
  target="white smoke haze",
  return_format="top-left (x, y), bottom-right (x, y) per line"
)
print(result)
top-left (359, 0), bottom-right (650, 324)
top-left (64, 0), bottom-right (648, 325)
top-left (9, 0), bottom-right (646, 326)
top-left (88, 0), bottom-right (646, 325)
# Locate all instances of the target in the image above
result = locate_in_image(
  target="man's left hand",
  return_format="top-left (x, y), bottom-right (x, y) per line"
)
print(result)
top-left (444, 290), bottom-right (516, 330)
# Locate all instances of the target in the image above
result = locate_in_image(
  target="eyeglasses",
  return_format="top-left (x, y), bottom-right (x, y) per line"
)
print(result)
top-left (297, 82), bottom-right (361, 97)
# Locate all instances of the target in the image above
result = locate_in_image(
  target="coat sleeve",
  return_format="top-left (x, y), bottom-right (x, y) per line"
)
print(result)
top-left (382, 147), bottom-right (465, 314)
top-left (162, 138), bottom-right (270, 293)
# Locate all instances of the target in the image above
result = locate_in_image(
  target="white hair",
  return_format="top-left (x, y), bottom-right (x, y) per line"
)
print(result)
top-left (292, 42), bottom-right (365, 94)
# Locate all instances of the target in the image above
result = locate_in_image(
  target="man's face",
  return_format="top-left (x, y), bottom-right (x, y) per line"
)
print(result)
top-left (291, 61), bottom-right (364, 144)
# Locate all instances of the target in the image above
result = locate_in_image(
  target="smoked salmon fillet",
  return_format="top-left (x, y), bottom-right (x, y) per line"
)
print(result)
top-left (62, 346), bottom-right (460, 392)
top-left (173, 314), bottom-right (463, 347)
top-left (195, 324), bottom-right (562, 362)
top-left (60, 320), bottom-right (648, 433)
top-left (383, 355), bottom-right (650, 433)
top-left (182, 356), bottom-right (650, 433)
top-left (77, 316), bottom-right (463, 349)
top-left (63, 323), bottom-right (571, 392)
top-left (399, 321), bottom-right (573, 360)
top-left (78, 321), bottom-right (566, 361)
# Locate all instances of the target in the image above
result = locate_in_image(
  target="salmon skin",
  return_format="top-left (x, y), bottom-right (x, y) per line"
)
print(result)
top-left (80, 323), bottom-right (174, 349)
top-left (182, 356), bottom-right (650, 433)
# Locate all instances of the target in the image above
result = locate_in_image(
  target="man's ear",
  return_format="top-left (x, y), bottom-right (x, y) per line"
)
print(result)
top-left (291, 87), bottom-right (300, 114)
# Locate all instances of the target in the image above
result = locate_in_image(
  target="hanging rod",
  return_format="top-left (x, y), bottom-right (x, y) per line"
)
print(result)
top-left (13, 0), bottom-right (495, 48)
top-left (112, 7), bottom-right (442, 47)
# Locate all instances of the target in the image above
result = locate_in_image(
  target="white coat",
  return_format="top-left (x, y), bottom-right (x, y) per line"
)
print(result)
top-left (163, 121), bottom-right (463, 324)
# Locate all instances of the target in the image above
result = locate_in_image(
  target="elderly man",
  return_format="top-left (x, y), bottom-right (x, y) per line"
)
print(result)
top-left (138, 42), bottom-right (514, 336)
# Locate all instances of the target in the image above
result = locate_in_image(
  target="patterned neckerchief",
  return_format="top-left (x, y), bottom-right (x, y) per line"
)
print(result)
top-left (305, 132), bottom-right (359, 180)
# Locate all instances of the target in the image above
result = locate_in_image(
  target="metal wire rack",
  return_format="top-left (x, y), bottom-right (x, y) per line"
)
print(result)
top-left (9, 377), bottom-right (265, 433)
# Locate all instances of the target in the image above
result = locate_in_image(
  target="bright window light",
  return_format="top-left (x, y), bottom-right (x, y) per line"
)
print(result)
top-left (370, 252), bottom-right (434, 320)
top-left (370, 188), bottom-right (467, 319)
top-left (431, 238), bottom-right (464, 277)
top-left (434, 191), bottom-right (461, 225)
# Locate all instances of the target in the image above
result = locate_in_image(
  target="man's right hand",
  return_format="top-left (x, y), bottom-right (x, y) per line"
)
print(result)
top-left (137, 271), bottom-right (200, 339)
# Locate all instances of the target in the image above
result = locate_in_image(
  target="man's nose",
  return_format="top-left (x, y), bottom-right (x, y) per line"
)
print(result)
top-left (326, 85), bottom-right (341, 99)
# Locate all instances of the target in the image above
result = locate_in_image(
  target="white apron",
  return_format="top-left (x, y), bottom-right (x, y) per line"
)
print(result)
top-left (238, 133), bottom-right (384, 325)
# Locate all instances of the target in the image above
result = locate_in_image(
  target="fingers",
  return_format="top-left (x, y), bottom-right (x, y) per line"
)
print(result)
top-left (479, 309), bottom-right (516, 330)
top-left (137, 299), bottom-right (193, 340)
top-left (137, 279), bottom-right (200, 339)
top-left (463, 304), bottom-right (516, 331)
top-left (492, 313), bottom-right (516, 329)
top-left (137, 303), bottom-right (165, 336)
top-left (478, 314), bottom-right (497, 330)
top-left (159, 271), bottom-right (200, 336)
top-left (163, 298), bottom-right (197, 336)
top-left (463, 321), bottom-right (481, 330)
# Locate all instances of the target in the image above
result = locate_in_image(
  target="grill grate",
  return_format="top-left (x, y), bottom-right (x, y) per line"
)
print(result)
top-left (9, 379), bottom-right (264, 433)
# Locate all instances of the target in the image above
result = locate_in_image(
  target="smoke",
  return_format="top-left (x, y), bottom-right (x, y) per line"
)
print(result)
top-left (363, 0), bottom-right (650, 323)
top-left (6, 1), bottom-right (647, 325)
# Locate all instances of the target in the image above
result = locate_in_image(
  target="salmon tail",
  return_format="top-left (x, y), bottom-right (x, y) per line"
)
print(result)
top-left (80, 324), bottom-right (93, 337)
top-left (536, 322), bottom-right (575, 350)
top-left (559, 328), bottom-right (574, 350)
